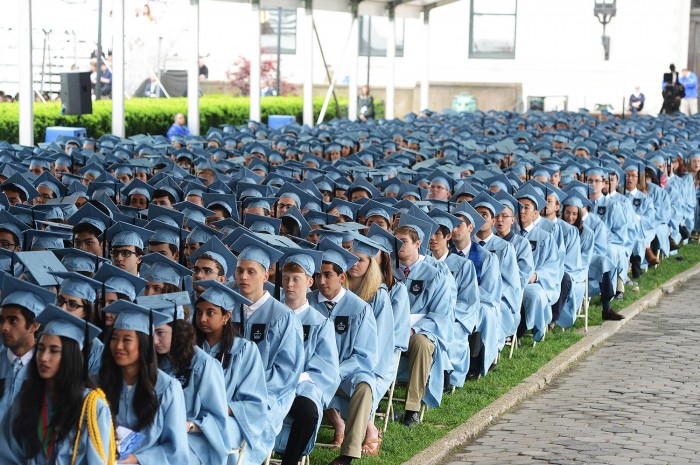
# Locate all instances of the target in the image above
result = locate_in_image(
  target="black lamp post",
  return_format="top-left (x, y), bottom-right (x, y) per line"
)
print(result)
top-left (594, 0), bottom-right (616, 60)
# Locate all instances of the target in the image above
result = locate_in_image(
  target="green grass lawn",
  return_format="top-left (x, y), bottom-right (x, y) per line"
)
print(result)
top-left (304, 244), bottom-right (700, 465)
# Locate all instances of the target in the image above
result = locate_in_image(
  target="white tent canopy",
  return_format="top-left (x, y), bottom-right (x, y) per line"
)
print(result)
top-left (18, 0), bottom-right (455, 145)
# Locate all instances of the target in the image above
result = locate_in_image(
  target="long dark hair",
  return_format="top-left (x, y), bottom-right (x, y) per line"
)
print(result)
top-left (13, 336), bottom-right (92, 457)
top-left (377, 250), bottom-right (396, 292)
top-left (571, 206), bottom-right (584, 235)
top-left (162, 320), bottom-right (196, 375)
top-left (99, 329), bottom-right (159, 431)
top-left (193, 297), bottom-right (239, 363)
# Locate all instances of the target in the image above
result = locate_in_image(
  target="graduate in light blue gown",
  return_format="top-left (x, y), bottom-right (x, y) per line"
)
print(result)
top-left (99, 300), bottom-right (189, 465)
top-left (622, 163), bottom-right (657, 268)
top-left (493, 191), bottom-right (535, 293)
top-left (228, 233), bottom-right (305, 465)
top-left (0, 276), bottom-right (56, 423)
top-left (0, 305), bottom-right (113, 465)
top-left (427, 208), bottom-right (480, 388)
top-left (193, 281), bottom-right (268, 465)
top-left (50, 271), bottom-right (105, 375)
top-left (275, 248), bottom-right (340, 465)
top-left (393, 214), bottom-right (454, 413)
top-left (308, 238), bottom-right (378, 464)
top-left (367, 224), bottom-right (411, 356)
top-left (151, 295), bottom-right (231, 465)
top-left (513, 186), bottom-right (560, 342)
top-left (585, 168), bottom-right (630, 295)
top-left (470, 192), bottom-right (522, 349)
top-left (644, 167), bottom-right (673, 257)
top-left (449, 203), bottom-right (501, 379)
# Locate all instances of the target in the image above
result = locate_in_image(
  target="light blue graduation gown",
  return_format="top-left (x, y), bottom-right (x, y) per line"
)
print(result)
top-left (392, 258), bottom-right (454, 407)
top-left (201, 337), bottom-right (267, 465)
top-left (389, 282), bottom-right (411, 353)
top-left (88, 338), bottom-right (103, 377)
top-left (645, 183), bottom-right (672, 257)
top-left (0, 388), bottom-right (114, 465)
top-left (308, 289), bottom-right (378, 416)
top-left (159, 346), bottom-right (231, 465)
top-left (367, 286), bottom-right (398, 411)
top-left (482, 235), bottom-right (522, 348)
top-left (625, 189), bottom-right (656, 255)
top-left (503, 232), bottom-right (535, 291)
top-left (0, 349), bottom-right (31, 423)
top-left (231, 296), bottom-right (304, 465)
top-left (274, 303), bottom-right (340, 456)
top-left (590, 194), bottom-right (630, 281)
top-left (464, 242), bottom-right (502, 377)
top-left (519, 227), bottom-right (559, 341)
top-left (555, 219), bottom-right (584, 329)
top-left (608, 191), bottom-right (640, 257)
top-left (112, 370), bottom-right (189, 465)
top-left (665, 175), bottom-right (688, 244)
top-left (438, 252), bottom-right (479, 387)
top-left (584, 207), bottom-right (625, 293)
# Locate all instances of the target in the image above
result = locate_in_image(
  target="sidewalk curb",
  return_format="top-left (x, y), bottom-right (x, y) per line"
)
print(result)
top-left (401, 262), bottom-right (700, 465)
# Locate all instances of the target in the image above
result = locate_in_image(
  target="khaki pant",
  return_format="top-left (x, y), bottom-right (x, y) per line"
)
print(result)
top-left (335, 382), bottom-right (373, 458)
top-left (405, 334), bottom-right (435, 411)
top-left (681, 97), bottom-right (698, 115)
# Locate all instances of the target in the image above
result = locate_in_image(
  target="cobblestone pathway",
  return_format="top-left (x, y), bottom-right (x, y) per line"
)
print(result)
top-left (446, 275), bottom-right (700, 465)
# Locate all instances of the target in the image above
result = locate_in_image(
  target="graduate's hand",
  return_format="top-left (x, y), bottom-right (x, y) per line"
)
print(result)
top-left (229, 406), bottom-right (233, 417)
top-left (410, 329), bottom-right (415, 337)
top-left (528, 273), bottom-right (537, 284)
top-left (119, 454), bottom-right (139, 464)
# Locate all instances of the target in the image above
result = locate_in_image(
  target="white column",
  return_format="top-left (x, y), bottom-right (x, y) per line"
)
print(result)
top-left (187, 0), bottom-right (200, 135)
top-left (347, 4), bottom-right (359, 121)
top-left (112, 0), bottom-right (125, 137)
top-left (18, 0), bottom-right (33, 145)
top-left (419, 7), bottom-right (430, 111)
top-left (249, 0), bottom-right (261, 122)
top-left (385, 7), bottom-right (396, 120)
top-left (302, 0), bottom-right (314, 126)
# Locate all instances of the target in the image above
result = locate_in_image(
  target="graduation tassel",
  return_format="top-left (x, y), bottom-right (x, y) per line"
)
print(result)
top-left (517, 202), bottom-right (524, 232)
top-left (239, 304), bottom-right (245, 334)
top-left (393, 237), bottom-right (400, 269)
top-left (171, 304), bottom-right (178, 354)
top-left (100, 283), bottom-right (106, 311)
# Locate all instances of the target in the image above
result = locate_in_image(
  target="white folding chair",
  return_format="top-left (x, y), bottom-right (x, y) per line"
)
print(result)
top-left (230, 440), bottom-right (247, 465)
top-left (576, 275), bottom-right (589, 332)
top-left (374, 352), bottom-right (401, 432)
top-left (264, 451), bottom-right (308, 465)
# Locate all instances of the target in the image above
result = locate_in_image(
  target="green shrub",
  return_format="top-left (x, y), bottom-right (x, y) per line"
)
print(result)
top-left (0, 96), bottom-right (351, 144)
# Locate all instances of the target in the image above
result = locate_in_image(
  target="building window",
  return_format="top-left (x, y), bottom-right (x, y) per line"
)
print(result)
top-left (359, 16), bottom-right (405, 58)
top-left (260, 9), bottom-right (297, 55)
top-left (469, 0), bottom-right (517, 59)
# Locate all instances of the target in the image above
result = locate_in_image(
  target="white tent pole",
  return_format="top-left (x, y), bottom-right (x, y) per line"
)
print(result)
top-left (250, 0), bottom-right (262, 122)
top-left (187, 0), bottom-right (200, 135)
top-left (419, 7), bottom-right (430, 112)
top-left (112, 0), bottom-right (125, 137)
top-left (302, 0), bottom-right (314, 126)
top-left (19, 0), bottom-right (34, 145)
top-left (347, 1), bottom-right (359, 120)
top-left (385, 6), bottom-right (396, 120)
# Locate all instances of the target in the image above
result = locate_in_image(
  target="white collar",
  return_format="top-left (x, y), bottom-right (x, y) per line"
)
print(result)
top-left (523, 223), bottom-right (535, 233)
top-left (628, 188), bottom-right (639, 195)
top-left (243, 291), bottom-right (271, 320)
top-left (477, 233), bottom-right (494, 244)
top-left (435, 250), bottom-right (449, 262)
top-left (318, 286), bottom-right (346, 305)
top-left (532, 216), bottom-right (542, 226)
top-left (7, 348), bottom-right (34, 367)
top-left (399, 254), bottom-right (425, 274)
top-left (289, 300), bottom-right (310, 316)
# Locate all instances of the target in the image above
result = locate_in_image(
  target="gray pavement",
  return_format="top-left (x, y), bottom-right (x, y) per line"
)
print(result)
top-left (445, 274), bottom-right (700, 465)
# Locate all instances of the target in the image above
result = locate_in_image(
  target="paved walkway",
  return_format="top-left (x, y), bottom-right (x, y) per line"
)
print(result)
top-left (446, 275), bottom-right (700, 465)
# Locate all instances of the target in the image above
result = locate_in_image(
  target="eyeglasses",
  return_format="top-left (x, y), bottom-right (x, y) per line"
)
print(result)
top-left (429, 184), bottom-right (448, 191)
top-left (193, 266), bottom-right (219, 276)
top-left (587, 179), bottom-right (605, 184)
top-left (110, 249), bottom-right (138, 259)
top-left (0, 241), bottom-right (16, 249)
top-left (57, 295), bottom-right (84, 311)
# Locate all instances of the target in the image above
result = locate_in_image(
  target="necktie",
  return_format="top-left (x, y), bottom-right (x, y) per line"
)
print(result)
top-left (403, 267), bottom-right (410, 278)
top-left (324, 301), bottom-right (336, 315)
top-left (521, 229), bottom-right (528, 237)
top-left (8, 358), bottom-right (21, 399)
top-left (478, 241), bottom-right (486, 247)
top-left (455, 250), bottom-right (465, 257)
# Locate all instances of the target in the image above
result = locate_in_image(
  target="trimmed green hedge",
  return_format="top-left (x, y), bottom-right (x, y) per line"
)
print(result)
top-left (0, 96), bottom-right (361, 144)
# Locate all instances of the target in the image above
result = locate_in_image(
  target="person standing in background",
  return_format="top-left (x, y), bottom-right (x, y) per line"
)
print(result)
top-left (198, 58), bottom-right (209, 80)
top-left (680, 68), bottom-right (698, 115)
top-left (628, 86), bottom-right (645, 114)
top-left (167, 113), bottom-right (191, 140)
top-left (358, 86), bottom-right (375, 122)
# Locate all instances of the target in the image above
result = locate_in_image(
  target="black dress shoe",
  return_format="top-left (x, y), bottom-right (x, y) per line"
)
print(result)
top-left (402, 410), bottom-right (420, 426)
top-left (327, 455), bottom-right (353, 465)
top-left (669, 237), bottom-right (680, 251)
top-left (602, 309), bottom-right (625, 320)
top-left (680, 225), bottom-right (690, 240)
